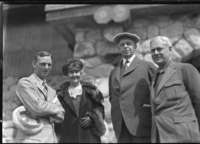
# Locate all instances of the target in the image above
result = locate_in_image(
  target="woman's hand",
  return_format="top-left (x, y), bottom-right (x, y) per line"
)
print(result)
top-left (80, 116), bottom-right (92, 128)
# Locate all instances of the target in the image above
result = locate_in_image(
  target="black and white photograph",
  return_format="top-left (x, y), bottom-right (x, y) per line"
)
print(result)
top-left (2, 2), bottom-right (200, 143)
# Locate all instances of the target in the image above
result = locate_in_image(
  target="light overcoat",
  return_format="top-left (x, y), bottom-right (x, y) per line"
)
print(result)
top-left (150, 61), bottom-right (200, 143)
top-left (14, 74), bottom-right (65, 143)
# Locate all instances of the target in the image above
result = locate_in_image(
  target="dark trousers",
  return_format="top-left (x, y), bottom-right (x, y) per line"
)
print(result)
top-left (118, 119), bottom-right (151, 143)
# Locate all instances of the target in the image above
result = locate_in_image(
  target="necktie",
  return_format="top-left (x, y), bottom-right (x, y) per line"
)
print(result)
top-left (154, 70), bottom-right (164, 93)
top-left (42, 82), bottom-right (48, 100)
top-left (120, 60), bottom-right (130, 79)
top-left (124, 60), bottom-right (129, 71)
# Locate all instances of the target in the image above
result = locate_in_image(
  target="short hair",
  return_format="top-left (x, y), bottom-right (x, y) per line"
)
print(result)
top-left (150, 36), bottom-right (172, 49)
top-left (33, 51), bottom-right (53, 62)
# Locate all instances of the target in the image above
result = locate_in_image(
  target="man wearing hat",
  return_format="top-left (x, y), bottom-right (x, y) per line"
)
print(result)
top-left (13, 51), bottom-right (65, 143)
top-left (109, 32), bottom-right (157, 143)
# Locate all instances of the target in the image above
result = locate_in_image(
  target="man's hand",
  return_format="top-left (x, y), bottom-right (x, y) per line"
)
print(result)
top-left (80, 116), bottom-right (92, 128)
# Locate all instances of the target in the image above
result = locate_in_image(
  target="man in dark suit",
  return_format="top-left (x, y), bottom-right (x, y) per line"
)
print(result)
top-left (150, 36), bottom-right (200, 143)
top-left (109, 32), bottom-right (157, 143)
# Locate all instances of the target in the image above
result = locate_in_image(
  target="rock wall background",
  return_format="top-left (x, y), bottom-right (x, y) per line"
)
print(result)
top-left (3, 13), bottom-right (200, 143)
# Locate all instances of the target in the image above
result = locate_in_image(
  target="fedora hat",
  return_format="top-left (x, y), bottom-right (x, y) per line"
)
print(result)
top-left (12, 106), bottom-right (43, 135)
top-left (113, 32), bottom-right (140, 44)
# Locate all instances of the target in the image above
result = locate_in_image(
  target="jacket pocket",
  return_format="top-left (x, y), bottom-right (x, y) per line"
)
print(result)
top-left (165, 80), bottom-right (182, 87)
top-left (174, 116), bottom-right (197, 123)
top-left (173, 116), bottom-right (199, 142)
top-left (164, 80), bottom-right (185, 100)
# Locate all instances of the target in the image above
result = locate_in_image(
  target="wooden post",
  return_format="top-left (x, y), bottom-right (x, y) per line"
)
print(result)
top-left (93, 6), bottom-right (112, 24)
top-left (53, 24), bottom-right (76, 51)
top-left (0, 2), bottom-right (2, 70)
top-left (112, 5), bottom-right (130, 23)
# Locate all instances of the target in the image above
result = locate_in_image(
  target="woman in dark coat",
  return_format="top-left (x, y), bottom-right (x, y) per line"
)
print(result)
top-left (55, 58), bottom-right (106, 143)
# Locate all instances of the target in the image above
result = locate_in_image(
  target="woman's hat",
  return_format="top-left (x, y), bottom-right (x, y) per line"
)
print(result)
top-left (12, 106), bottom-right (43, 135)
top-left (62, 58), bottom-right (83, 75)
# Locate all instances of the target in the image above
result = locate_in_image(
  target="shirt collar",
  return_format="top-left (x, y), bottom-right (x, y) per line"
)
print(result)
top-left (123, 54), bottom-right (135, 64)
top-left (157, 59), bottom-right (172, 74)
top-left (33, 74), bottom-right (46, 86)
top-left (68, 83), bottom-right (82, 98)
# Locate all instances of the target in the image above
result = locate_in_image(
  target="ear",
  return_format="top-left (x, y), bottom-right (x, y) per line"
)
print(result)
top-left (32, 61), bottom-right (36, 68)
top-left (134, 43), bottom-right (137, 49)
top-left (169, 46), bottom-right (172, 51)
top-left (117, 45), bottom-right (121, 50)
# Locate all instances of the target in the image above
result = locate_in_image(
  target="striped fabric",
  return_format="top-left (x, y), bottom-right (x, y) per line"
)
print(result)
top-left (42, 82), bottom-right (48, 100)
top-left (124, 60), bottom-right (129, 71)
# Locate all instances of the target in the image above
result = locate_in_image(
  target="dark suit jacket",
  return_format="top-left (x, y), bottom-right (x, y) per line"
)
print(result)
top-left (150, 61), bottom-right (200, 143)
top-left (109, 56), bottom-right (157, 138)
top-left (55, 81), bottom-right (104, 143)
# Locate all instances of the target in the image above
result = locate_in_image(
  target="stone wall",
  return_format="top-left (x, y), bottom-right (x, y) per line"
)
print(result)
top-left (3, 77), bottom-right (19, 143)
top-left (3, 13), bottom-right (200, 143)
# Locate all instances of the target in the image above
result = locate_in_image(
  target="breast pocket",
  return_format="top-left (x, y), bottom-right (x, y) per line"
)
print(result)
top-left (164, 80), bottom-right (185, 101)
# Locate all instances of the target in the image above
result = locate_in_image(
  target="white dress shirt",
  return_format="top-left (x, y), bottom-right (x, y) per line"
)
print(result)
top-left (122, 54), bottom-right (135, 67)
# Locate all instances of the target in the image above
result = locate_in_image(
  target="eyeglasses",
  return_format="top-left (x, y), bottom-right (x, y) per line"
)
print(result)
top-left (150, 48), bottom-right (163, 53)
top-left (119, 41), bottom-right (133, 47)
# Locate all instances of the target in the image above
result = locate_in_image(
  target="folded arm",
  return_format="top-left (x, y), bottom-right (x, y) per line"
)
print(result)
top-left (49, 96), bottom-right (65, 123)
top-left (16, 78), bottom-right (65, 123)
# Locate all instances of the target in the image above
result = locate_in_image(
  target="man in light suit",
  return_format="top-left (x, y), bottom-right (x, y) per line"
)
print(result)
top-left (150, 36), bottom-right (200, 143)
top-left (14, 51), bottom-right (65, 143)
top-left (109, 32), bottom-right (157, 143)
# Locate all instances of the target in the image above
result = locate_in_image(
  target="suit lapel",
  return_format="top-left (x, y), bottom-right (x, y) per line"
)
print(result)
top-left (156, 62), bottom-right (176, 96)
top-left (63, 90), bottom-right (77, 116)
top-left (46, 85), bottom-right (55, 102)
top-left (29, 74), bottom-right (48, 101)
top-left (62, 82), bottom-right (87, 116)
top-left (151, 77), bottom-right (156, 101)
top-left (123, 57), bottom-right (140, 76)
top-left (114, 60), bottom-right (122, 84)
top-left (79, 88), bottom-right (87, 114)
top-left (113, 57), bottom-right (141, 85)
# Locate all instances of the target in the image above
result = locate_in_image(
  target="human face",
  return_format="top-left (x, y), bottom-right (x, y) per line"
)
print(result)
top-left (118, 37), bottom-right (137, 59)
top-left (32, 56), bottom-right (52, 80)
top-left (67, 70), bottom-right (81, 84)
top-left (150, 38), bottom-right (171, 68)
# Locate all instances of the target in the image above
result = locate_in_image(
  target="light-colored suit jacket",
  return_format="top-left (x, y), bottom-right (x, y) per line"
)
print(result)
top-left (150, 61), bottom-right (200, 143)
top-left (14, 74), bottom-right (65, 143)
